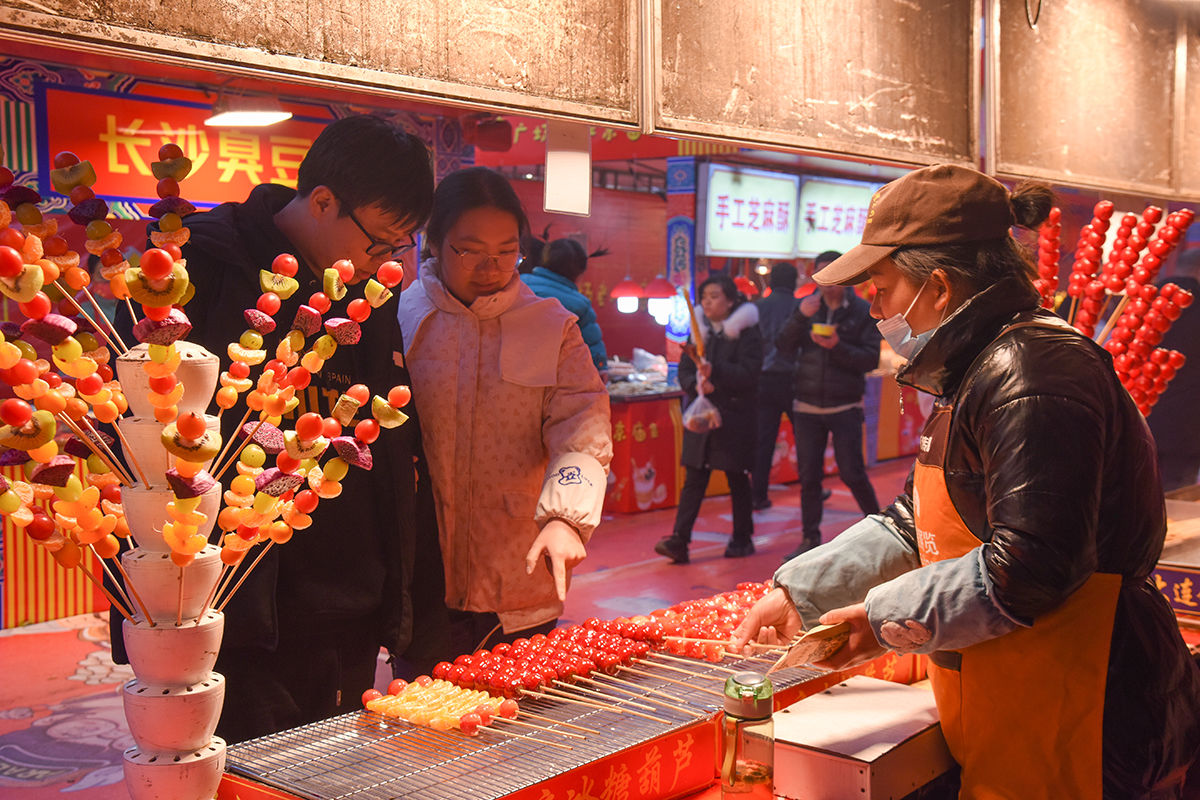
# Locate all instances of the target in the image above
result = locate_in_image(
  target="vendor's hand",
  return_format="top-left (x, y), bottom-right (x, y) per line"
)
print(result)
top-left (699, 378), bottom-right (716, 395)
top-left (799, 295), bottom-right (821, 317)
top-left (812, 603), bottom-right (886, 670)
top-left (812, 330), bottom-right (839, 349)
top-left (525, 519), bottom-right (587, 602)
top-left (729, 587), bottom-right (805, 654)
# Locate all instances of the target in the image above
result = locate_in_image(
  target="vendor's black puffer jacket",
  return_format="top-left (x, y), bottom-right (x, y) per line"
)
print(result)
top-left (883, 276), bottom-right (1200, 797)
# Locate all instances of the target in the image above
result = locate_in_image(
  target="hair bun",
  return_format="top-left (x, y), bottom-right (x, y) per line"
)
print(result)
top-left (1009, 180), bottom-right (1055, 230)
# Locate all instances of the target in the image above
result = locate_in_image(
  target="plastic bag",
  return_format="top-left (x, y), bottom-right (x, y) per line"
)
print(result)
top-left (682, 393), bottom-right (722, 433)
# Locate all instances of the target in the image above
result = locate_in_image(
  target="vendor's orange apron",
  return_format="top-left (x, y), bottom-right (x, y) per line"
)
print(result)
top-left (915, 401), bottom-right (1119, 799)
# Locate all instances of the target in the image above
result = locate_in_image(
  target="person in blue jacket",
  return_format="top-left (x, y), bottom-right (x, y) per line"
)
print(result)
top-left (522, 238), bottom-right (608, 374)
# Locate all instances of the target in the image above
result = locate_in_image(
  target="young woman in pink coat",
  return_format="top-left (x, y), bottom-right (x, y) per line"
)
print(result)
top-left (397, 168), bottom-right (612, 666)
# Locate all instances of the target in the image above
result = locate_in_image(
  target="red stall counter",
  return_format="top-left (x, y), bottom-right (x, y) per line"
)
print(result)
top-left (605, 391), bottom-right (685, 514)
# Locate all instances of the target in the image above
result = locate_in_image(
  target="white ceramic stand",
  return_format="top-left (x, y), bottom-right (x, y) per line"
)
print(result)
top-left (116, 343), bottom-right (230, 800)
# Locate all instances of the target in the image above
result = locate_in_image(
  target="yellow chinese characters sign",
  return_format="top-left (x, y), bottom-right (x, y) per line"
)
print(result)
top-left (37, 84), bottom-right (328, 208)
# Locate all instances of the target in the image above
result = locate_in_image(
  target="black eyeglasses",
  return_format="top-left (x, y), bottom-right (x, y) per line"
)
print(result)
top-left (347, 207), bottom-right (415, 259)
top-left (448, 243), bottom-right (523, 273)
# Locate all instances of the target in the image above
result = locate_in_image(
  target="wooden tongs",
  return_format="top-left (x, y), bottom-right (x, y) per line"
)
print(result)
top-left (766, 621), bottom-right (851, 674)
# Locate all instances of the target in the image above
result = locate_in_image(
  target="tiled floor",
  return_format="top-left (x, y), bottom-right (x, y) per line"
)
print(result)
top-left (0, 461), bottom-right (910, 799)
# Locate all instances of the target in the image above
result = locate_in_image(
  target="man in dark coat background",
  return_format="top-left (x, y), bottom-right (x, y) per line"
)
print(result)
top-left (751, 262), bottom-right (799, 510)
top-left (776, 250), bottom-right (882, 560)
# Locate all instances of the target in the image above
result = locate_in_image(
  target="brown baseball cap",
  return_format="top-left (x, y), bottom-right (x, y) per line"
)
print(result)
top-left (813, 164), bottom-right (1015, 286)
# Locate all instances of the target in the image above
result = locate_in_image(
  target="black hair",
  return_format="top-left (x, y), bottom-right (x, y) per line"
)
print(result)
top-left (296, 114), bottom-right (435, 229)
top-left (543, 238), bottom-right (589, 283)
top-left (425, 166), bottom-right (531, 255)
top-left (698, 273), bottom-right (744, 311)
top-left (814, 251), bottom-right (842, 270)
top-left (891, 180), bottom-right (1053, 303)
top-left (769, 262), bottom-right (798, 290)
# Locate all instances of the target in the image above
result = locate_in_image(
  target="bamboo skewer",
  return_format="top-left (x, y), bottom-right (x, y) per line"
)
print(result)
top-left (79, 563), bottom-right (134, 623)
top-left (550, 680), bottom-right (660, 712)
top-left (124, 298), bottom-right (140, 327)
top-left (1066, 295), bottom-right (1079, 326)
top-left (215, 541), bottom-right (274, 612)
top-left (477, 725), bottom-right (574, 751)
top-left (492, 716), bottom-right (587, 740)
top-left (588, 671), bottom-right (694, 705)
top-left (102, 419), bottom-right (151, 488)
top-left (647, 651), bottom-right (737, 674)
top-left (663, 635), bottom-right (782, 652)
top-left (103, 545), bottom-right (154, 625)
top-left (619, 663), bottom-right (726, 698)
top-left (209, 409), bottom-right (256, 482)
top-left (1094, 294), bottom-right (1132, 345)
top-left (56, 414), bottom-right (135, 488)
top-left (572, 675), bottom-right (703, 717)
top-left (517, 710), bottom-right (600, 734)
top-left (79, 284), bottom-right (129, 353)
top-left (196, 564), bottom-right (232, 621)
top-left (84, 544), bottom-right (139, 620)
top-left (177, 566), bottom-right (185, 626)
top-left (53, 282), bottom-right (124, 355)
top-left (520, 688), bottom-right (669, 725)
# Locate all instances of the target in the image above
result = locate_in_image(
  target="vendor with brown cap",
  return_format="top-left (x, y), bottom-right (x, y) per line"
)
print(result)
top-left (733, 164), bottom-right (1200, 798)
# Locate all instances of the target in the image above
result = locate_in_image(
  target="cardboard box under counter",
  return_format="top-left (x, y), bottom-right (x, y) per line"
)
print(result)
top-left (773, 676), bottom-right (953, 800)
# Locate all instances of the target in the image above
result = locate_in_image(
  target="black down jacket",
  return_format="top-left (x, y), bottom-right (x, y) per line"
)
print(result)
top-left (885, 275), bottom-right (1200, 798)
top-left (678, 302), bottom-right (763, 473)
top-left (776, 289), bottom-right (881, 407)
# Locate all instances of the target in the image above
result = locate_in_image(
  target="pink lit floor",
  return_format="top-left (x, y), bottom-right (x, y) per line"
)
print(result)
top-left (0, 463), bottom-right (911, 799)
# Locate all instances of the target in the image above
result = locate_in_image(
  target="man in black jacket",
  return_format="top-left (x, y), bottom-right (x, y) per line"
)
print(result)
top-left (751, 262), bottom-right (799, 510)
top-left (114, 115), bottom-right (442, 742)
top-left (776, 251), bottom-right (882, 560)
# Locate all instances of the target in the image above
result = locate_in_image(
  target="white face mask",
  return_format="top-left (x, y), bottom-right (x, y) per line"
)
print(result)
top-left (877, 281), bottom-right (940, 361)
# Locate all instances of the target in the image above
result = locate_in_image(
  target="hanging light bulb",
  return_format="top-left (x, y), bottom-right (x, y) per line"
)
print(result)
top-left (609, 277), bottom-right (644, 314)
top-left (643, 275), bottom-right (677, 325)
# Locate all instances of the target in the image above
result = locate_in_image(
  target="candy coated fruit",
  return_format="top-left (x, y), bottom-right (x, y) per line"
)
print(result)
top-left (158, 143), bottom-right (184, 160)
top-left (0, 245), bottom-right (22, 279)
top-left (272, 253), bottom-right (300, 277)
top-left (376, 260), bottom-right (404, 288)
top-left (53, 151), bottom-right (80, 169)
top-left (240, 443), bottom-right (267, 468)
top-left (295, 412), bottom-right (324, 442)
top-left (347, 298), bottom-right (371, 322)
top-left (1, 398), bottom-right (32, 426)
top-left (355, 418), bottom-right (380, 444)
top-left (388, 679), bottom-right (409, 695)
top-left (257, 292), bottom-right (281, 315)
top-left (346, 384), bottom-right (370, 405)
top-left (388, 385), bottom-right (412, 408)
top-left (176, 412), bottom-right (207, 441)
top-left (362, 688), bottom-right (383, 705)
top-left (140, 248), bottom-right (174, 280)
top-left (308, 292), bottom-right (331, 314)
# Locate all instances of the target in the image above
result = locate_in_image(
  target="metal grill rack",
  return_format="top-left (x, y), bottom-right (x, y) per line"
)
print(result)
top-left (226, 655), bottom-right (824, 799)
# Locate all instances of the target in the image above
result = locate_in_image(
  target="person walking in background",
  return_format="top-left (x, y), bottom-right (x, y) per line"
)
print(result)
top-left (654, 274), bottom-right (763, 564)
top-left (776, 250), bottom-right (882, 560)
top-left (750, 262), bottom-right (799, 511)
top-left (1148, 247), bottom-right (1200, 490)
top-left (521, 237), bottom-right (609, 375)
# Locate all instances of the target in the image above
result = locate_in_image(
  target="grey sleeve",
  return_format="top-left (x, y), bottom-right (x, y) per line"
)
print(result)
top-left (773, 515), bottom-right (922, 629)
top-left (863, 545), bottom-right (1026, 654)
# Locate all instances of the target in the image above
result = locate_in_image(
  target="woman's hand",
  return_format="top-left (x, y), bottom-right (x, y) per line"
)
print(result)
top-left (525, 519), bottom-right (587, 602)
top-left (729, 587), bottom-right (806, 653)
top-left (812, 603), bottom-right (886, 670)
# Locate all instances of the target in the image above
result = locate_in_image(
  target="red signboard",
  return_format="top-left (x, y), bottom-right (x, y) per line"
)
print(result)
top-left (606, 395), bottom-right (683, 513)
top-left (35, 84), bottom-right (331, 209)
